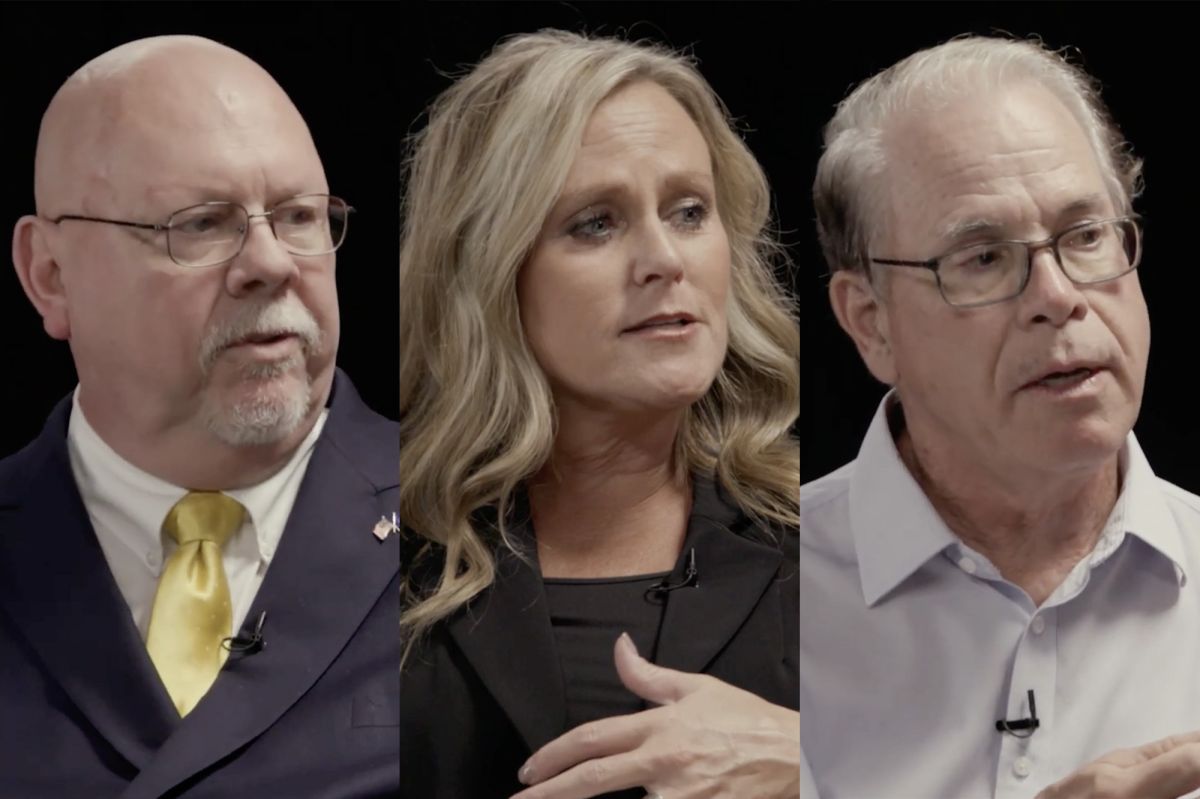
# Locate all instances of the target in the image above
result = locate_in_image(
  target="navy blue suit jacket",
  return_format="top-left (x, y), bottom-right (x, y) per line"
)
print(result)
top-left (0, 370), bottom-right (399, 798)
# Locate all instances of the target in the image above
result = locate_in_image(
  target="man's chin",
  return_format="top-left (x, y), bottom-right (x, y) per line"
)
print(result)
top-left (206, 351), bottom-right (304, 389)
top-left (202, 366), bottom-right (314, 448)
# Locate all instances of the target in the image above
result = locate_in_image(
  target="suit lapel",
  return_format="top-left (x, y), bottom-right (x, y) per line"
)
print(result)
top-left (0, 398), bottom-right (179, 771)
top-left (121, 371), bottom-right (399, 799)
top-left (446, 502), bottom-right (568, 755)
top-left (441, 478), bottom-right (784, 752)
top-left (654, 478), bottom-right (784, 674)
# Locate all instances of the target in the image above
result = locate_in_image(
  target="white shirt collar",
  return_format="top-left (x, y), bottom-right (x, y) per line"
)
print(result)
top-left (851, 391), bottom-right (1187, 607)
top-left (66, 387), bottom-right (328, 564)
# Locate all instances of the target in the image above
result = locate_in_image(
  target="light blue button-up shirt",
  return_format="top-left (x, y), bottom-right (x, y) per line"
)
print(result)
top-left (801, 395), bottom-right (1200, 799)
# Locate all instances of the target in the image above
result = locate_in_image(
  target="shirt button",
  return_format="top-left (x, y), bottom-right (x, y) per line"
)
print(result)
top-left (958, 556), bottom-right (978, 575)
top-left (147, 551), bottom-right (161, 569)
top-left (1031, 615), bottom-right (1046, 635)
top-left (1014, 756), bottom-right (1032, 778)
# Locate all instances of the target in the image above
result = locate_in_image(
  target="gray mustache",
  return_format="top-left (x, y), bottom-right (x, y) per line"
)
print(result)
top-left (199, 299), bottom-right (322, 371)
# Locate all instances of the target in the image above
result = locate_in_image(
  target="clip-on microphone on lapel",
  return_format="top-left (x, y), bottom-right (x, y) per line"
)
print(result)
top-left (222, 610), bottom-right (267, 657)
top-left (645, 548), bottom-right (699, 600)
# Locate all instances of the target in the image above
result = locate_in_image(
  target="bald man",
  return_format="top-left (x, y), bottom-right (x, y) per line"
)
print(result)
top-left (0, 36), bottom-right (399, 797)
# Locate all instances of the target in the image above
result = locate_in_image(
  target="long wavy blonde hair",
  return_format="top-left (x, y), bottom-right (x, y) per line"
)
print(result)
top-left (399, 29), bottom-right (799, 649)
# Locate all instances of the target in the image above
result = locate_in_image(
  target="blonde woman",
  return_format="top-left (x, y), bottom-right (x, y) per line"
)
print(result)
top-left (400, 30), bottom-right (800, 799)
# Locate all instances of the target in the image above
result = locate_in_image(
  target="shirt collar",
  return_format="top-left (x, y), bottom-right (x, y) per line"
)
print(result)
top-left (850, 392), bottom-right (1187, 607)
top-left (222, 409), bottom-right (327, 561)
top-left (1120, 434), bottom-right (1189, 586)
top-left (850, 393), bottom-right (959, 606)
top-left (67, 387), bottom-right (327, 562)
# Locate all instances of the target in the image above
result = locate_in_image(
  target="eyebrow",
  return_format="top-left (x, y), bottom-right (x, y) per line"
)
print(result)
top-left (552, 169), bottom-right (715, 218)
top-left (937, 193), bottom-right (1112, 245)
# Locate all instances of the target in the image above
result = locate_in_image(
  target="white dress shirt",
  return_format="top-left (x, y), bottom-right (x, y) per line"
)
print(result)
top-left (66, 388), bottom-right (328, 640)
top-left (801, 393), bottom-right (1200, 799)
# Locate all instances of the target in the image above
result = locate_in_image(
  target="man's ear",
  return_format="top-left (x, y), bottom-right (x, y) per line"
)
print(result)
top-left (829, 269), bottom-right (897, 385)
top-left (13, 215), bottom-right (70, 340)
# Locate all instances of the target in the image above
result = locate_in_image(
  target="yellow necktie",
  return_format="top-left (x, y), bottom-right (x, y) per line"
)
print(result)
top-left (146, 491), bottom-right (245, 717)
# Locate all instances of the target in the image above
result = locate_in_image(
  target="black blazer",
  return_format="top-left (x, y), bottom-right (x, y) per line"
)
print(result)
top-left (0, 370), bottom-right (400, 798)
top-left (400, 478), bottom-right (798, 798)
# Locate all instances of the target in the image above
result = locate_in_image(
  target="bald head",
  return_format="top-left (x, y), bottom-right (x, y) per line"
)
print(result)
top-left (12, 34), bottom-right (342, 486)
top-left (35, 35), bottom-right (321, 215)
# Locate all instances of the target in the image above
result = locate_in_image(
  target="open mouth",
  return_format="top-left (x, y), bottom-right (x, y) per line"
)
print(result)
top-left (1028, 366), bottom-right (1098, 390)
top-left (629, 319), bottom-right (691, 332)
top-left (235, 331), bottom-right (296, 347)
top-left (623, 315), bottom-right (696, 334)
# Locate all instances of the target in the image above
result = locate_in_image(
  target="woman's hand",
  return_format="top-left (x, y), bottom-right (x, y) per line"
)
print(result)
top-left (510, 632), bottom-right (800, 799)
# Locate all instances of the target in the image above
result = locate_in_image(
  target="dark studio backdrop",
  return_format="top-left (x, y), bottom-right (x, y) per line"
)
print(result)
top-left (0, 2), bottom-right (410, 457)
top-left (3, 3), bottom-right (1195, 498)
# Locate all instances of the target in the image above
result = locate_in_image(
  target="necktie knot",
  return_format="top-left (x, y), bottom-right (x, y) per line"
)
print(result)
top-left (164, 491), bottom-right (245, 548)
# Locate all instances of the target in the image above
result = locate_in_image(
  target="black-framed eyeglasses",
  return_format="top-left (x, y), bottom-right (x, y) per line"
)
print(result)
top-left (869, 216), bottom-right (1143, 308)
top-left (51, 193), bottom-right (353, 269)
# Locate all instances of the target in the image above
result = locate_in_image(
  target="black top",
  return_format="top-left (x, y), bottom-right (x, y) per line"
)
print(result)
top-left (543, 572), bottom-right (671, 799)
top-left (400, 475), bottom-right (798, 799)
top-left (544, 572), bottom-right (671, 729)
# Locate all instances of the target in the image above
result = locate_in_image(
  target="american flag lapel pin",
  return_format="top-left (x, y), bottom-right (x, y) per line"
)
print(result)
top-left (373, 512), bottom-right (399, 541)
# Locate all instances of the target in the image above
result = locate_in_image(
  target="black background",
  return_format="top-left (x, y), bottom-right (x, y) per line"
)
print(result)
top-left (2, 3), bottom-right (1194, 495)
